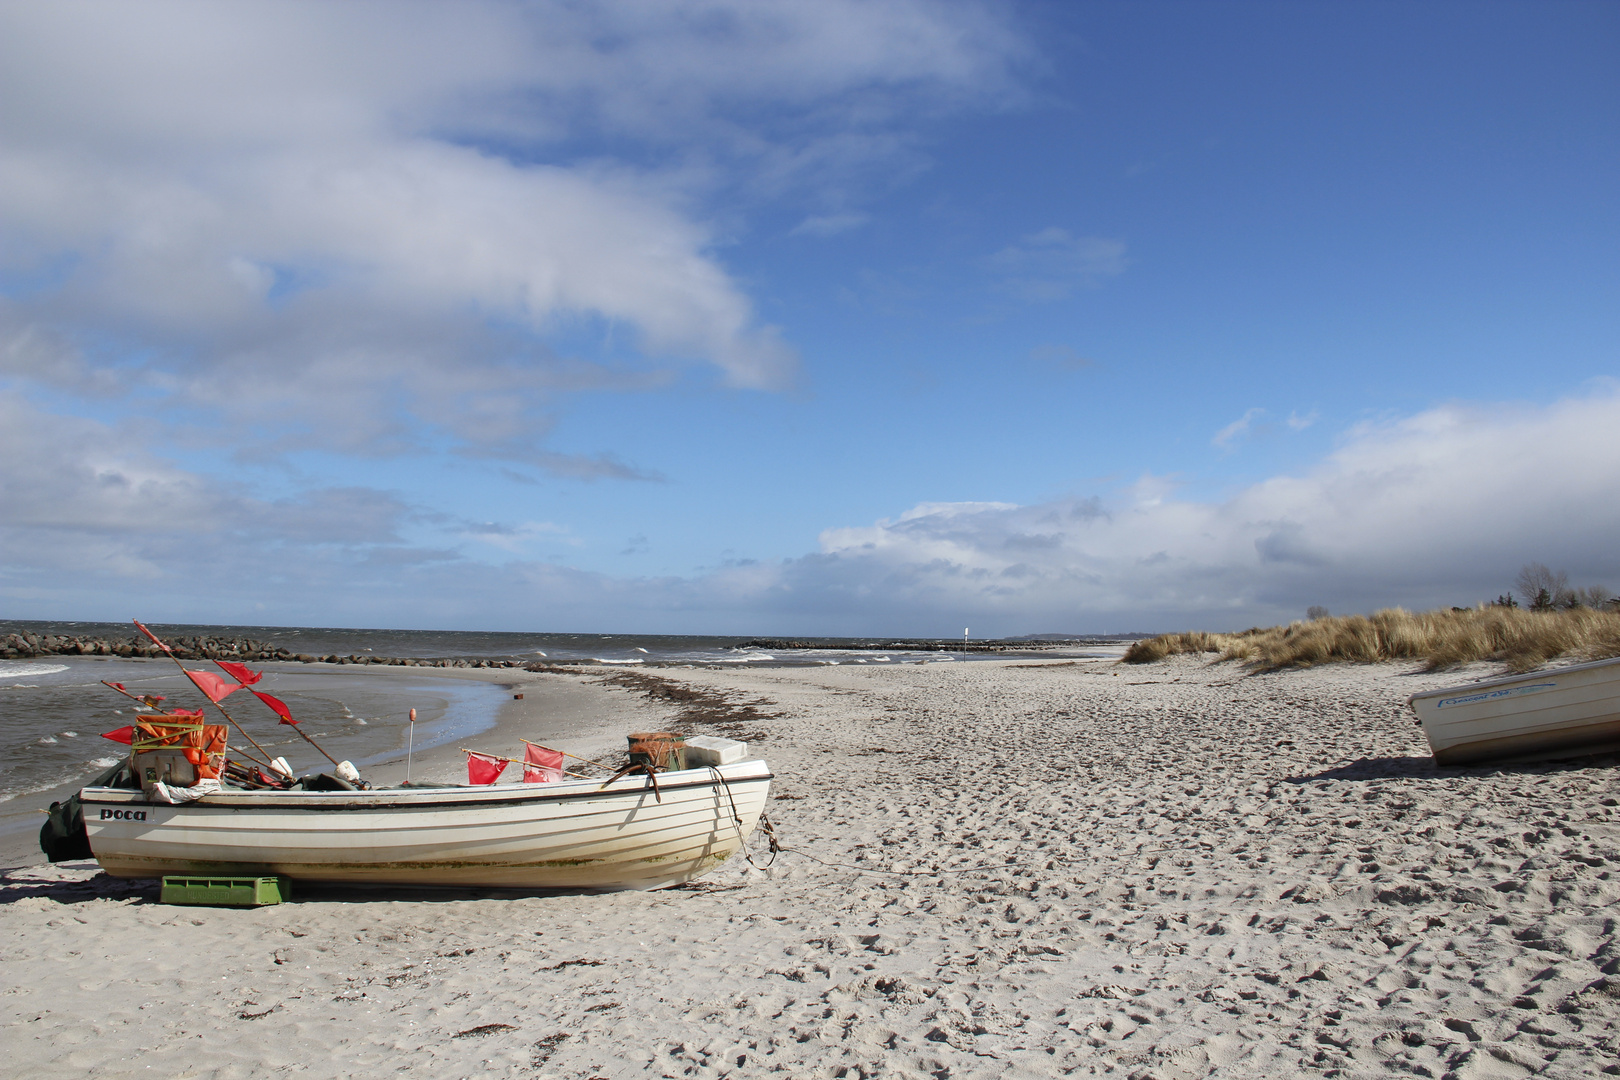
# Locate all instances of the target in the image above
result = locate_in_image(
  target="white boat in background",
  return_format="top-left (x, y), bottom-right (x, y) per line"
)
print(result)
top-left (80, 760), bottom-right (772, 891)
top-left (1409, 656), bottom-right (1620, 766)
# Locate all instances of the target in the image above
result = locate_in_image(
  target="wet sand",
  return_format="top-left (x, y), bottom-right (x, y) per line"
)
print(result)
top-left (3, 655), bottom-right (1618, 1078)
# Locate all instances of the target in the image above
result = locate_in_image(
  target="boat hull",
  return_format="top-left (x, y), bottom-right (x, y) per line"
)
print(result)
top-left (80, 761), bottom-right (772, 891)
top-left (1409, 657), bottom-right (1620, 766)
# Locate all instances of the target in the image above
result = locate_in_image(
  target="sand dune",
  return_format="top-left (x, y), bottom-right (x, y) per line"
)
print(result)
top-left (4, 655), bottom-right (1617, 1078)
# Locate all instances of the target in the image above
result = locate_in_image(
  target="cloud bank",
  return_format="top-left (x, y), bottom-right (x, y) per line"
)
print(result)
top-left (767, 389), bottom-right (1620, 631)
top-left (0, 0), bottom-right (1022, 467)
top-left (8, 388), bottom-right (1616, 633)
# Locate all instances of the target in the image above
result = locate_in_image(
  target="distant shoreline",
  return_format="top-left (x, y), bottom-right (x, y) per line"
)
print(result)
top-left (1, 621), bottom-right (1142, 668)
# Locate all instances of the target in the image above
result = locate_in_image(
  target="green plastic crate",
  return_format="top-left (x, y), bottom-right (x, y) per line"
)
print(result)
top-left (160, 875), bottom-right (293, 907)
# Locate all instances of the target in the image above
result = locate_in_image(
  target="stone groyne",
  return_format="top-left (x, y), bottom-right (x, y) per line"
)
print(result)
top-left (1, 632), bottom-right (533, 669)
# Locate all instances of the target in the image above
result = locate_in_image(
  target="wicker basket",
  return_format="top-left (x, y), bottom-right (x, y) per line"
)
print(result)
top-left (626, 732), bottom-right (686, 772)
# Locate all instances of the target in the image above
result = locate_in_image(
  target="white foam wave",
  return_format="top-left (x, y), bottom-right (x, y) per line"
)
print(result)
top-left (36, 735), bottom-right (58, 745)
top-left (594, 658), bottom-right (644, 665)
top-left (0, 663), bottom-right (68, 678)
top-left (60, 731), bottom-right (79, 738)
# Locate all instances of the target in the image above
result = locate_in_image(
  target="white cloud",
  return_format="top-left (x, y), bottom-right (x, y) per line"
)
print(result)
top-left (457, 519), bottom-right (577, 556)
top-left (0, 391), bottom-right (421, 587)
top-left (1212, 407), bottom-right (1265, 448)
top-left (790, 212), bottom-right (871, 237)
top-left (756, 389), bottom-right (1620, 631)
top-left (9, 389), bottom-right (1619, 633)
top-left (0, 0), bottom-right (1025, 468)
top-left (989, 227), bottom-right (1127, 301)
top-left (1213, 406), bottom-right (1322, 447)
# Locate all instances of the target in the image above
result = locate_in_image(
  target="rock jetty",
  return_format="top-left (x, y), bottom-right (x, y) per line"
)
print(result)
top-left (1, 631), bottom-right (533, 669)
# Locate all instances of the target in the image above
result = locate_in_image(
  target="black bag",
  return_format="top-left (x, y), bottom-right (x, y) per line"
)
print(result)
top-left (39, 761), bottom-right (131, 862)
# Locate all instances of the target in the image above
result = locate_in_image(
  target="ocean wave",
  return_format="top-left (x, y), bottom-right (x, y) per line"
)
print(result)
top-left (0, 663), bottom-right (69, 679)
top-left (0, 758), bottom-right (122, 803)
top-left (593, 657), bottom-right (644, 665)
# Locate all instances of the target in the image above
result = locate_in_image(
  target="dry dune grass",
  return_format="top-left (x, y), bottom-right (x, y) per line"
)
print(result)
top-left (1122, 606), bottom-right (1620, 672)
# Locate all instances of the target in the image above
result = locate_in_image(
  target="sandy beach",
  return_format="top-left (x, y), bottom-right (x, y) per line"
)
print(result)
top-left (4, 654), bottom-right (1618, 1078)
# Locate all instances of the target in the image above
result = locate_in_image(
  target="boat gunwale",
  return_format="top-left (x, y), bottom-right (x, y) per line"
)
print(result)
top-left (77, 763), bottom-right (774, 813)
top-left (1407, 654), bottom-right (1620, 707)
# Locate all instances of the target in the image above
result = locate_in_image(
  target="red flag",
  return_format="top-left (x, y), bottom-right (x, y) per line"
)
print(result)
top-left (132, 620), bottom-right (173, 653)
top-left (215, 661), bottom-right (263, 686)
top-left (466, 752), bottom-right (507, 785)
top-left (185, 670), bottom-right (244, 703)
top-left (251, 690), bottom-right (299, 725)
top-left (100, 726), bottom-right (135, 745)
top-left (522, 743), bottom-right (564, 783)
top-left (169, 708), bottom-right (205, 717)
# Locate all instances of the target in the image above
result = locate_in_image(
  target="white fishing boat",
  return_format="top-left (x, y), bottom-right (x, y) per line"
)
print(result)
top-left (78, 760), bottom-right (773, 891)
top-left (1409, 655), bottom-right (1620, 766)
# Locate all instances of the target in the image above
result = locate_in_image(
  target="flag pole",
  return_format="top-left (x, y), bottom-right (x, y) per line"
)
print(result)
top-left (461, 748), bottom-right (591, 781)
top-left (100, 680), bottom-right (165, 710)
top-left (278, 713), bottom-right (341, 767)
top-left (406, 708), bottom-right (416, 782)
top-left (203, 654), bottom-right (341, 768)
top-left (519, 738), bottom-right (614, 773)
top-left (128, 621), bottom-right (276, 769)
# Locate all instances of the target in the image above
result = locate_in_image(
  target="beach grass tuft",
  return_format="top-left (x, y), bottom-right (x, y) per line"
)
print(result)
top-left (1122, 606), bottom-right (1620, 672)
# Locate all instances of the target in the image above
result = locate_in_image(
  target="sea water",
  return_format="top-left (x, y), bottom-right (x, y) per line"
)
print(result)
top-left (1, 620), bottom-right (1112, 668)
top-left (0, 654), bottom-right (512, 859)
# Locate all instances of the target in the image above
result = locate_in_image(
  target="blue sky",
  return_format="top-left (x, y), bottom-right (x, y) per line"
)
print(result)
top-left (2, 0), bottom-right (1617, 635)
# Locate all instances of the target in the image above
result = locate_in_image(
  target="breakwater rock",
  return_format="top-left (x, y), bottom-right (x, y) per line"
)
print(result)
top-left (3, 632), bottom-right (294, 662)
top-left (1, 632), bottom-right (534, 669)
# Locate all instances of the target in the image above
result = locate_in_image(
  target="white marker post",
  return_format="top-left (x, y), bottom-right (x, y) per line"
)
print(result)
top-left (406, 707), bottom-right (416, 783)
top-left (964, 627), bottom-right (969, 644)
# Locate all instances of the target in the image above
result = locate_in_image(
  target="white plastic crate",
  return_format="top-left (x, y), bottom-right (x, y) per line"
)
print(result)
top-left (683, 736), bottom-right (748, 767)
